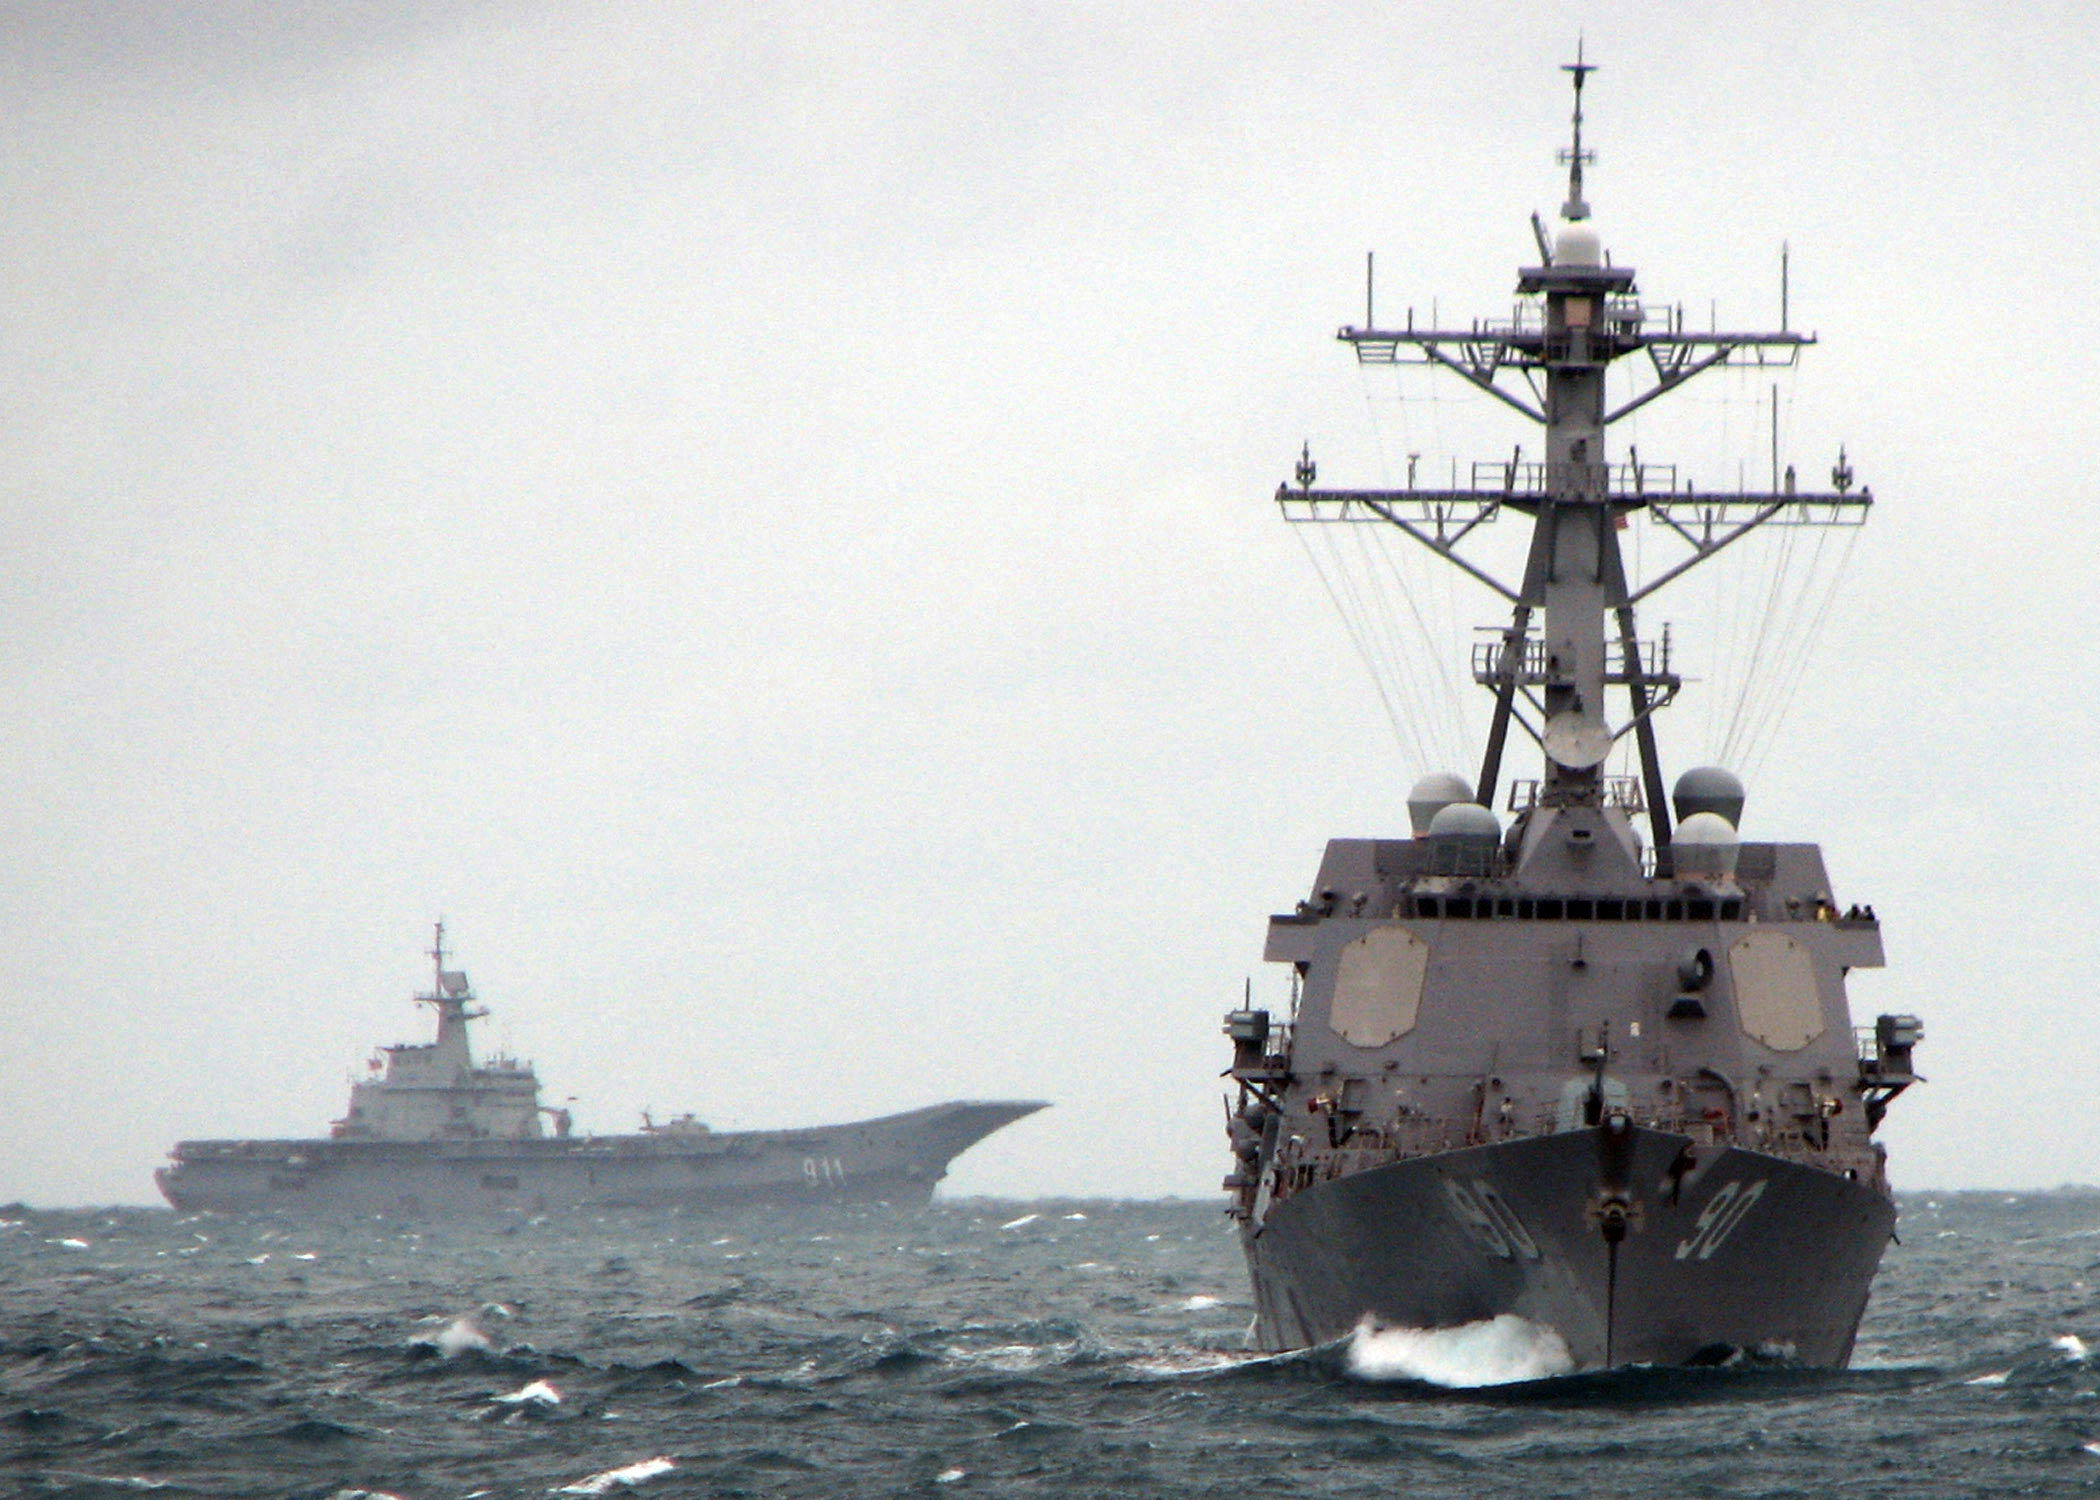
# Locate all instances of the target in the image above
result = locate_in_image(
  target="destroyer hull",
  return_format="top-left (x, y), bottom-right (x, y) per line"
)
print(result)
top-left (156, 1101), bottom-right (1045, 1216)
top-left (1243, 1125), bottom-right (1894, 1369)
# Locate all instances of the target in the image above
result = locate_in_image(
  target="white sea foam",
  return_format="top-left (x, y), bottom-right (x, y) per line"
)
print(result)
top-left (998, 1214), bottom-right (1040, 1230)
top-left (1344, 1314), bottom-right (1575, 1387)
top-left (416, 1316), bottom-right (494, 1358)
top-left (552, 1456), bottom-right (675, 1494)
top-left (935, 1467), bottom-right (967, 1483)
top-left (494, 1379), bottom-right (561, 1406)
top-left (1965, 1371), bottom-right (2010, 1386)
top-left (1181, 1295), bottom-right (1223, 1312)
top-left (2056, 1334), bottom-right (2091, 1362)
top-left (1126, 1348), bottom-right (1295, 1379)
top-left (946, 1341), bottom-right (1076, 1373)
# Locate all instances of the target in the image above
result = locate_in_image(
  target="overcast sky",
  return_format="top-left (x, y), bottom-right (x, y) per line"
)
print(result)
top-left (4, 2), bottom-right (2098, 1207)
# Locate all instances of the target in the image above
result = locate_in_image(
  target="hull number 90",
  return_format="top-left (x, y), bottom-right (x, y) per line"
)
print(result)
top-left (1674, 1178), bottom-right (1768, 1261)
top-left (1443, 1176), bottom-right (1541, 1261)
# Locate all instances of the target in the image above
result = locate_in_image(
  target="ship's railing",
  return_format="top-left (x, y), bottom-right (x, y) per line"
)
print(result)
top-left (1347, 299), bottom-right (1807, 346)
top-left (1637, 846), bottom-right (1754, 893)
top-left (1343, 304), bottom-right (1814, 376)
top-left (1347, 299), bottom-right (1663, 357)
top-left (1419, 843), bottom-right (1511, 879)
top-left (1228, 1021), bottom-right (1295, 1085)
top-left (1280, 458), bottom-right (1682, 510)
top-left (1505, 776), bottom-right (1647, 815)
top-left (1482, 297), bottom-right (1663, 339)
top-left (1472, 633), bottom-right (1675, 688)
top-left (1483, 300), bottom-right (1812, 362)
top-left (1458, 457), bottom-right (1679, 498)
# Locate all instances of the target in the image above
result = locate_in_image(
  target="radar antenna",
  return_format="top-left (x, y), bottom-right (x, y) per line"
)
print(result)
top-left (1559, 41), bottom-right (1597, 222)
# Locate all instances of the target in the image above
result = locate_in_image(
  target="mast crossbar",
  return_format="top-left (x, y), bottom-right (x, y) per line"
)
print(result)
top-left (1277, 486), bottom-right (1518, 601)
top-left (1343, 321), bottom-right (1812, 428)
top-left (1280, 476), bottom-right (1866, 524)
top-left (1649, 491), bottom-right (1872, 529)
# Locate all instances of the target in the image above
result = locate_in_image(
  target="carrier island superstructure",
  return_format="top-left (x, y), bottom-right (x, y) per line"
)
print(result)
top-left (1222, 60), bottom-right (1922, 1368)
top-left (158, 925), bottom-right (1044, 1214)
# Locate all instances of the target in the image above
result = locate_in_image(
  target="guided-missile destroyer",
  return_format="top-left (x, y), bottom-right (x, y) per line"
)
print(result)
top-left (1222, 58), bottom-right (1921, 1369)
top-left (158, 925), bottom-right (1044, 1215)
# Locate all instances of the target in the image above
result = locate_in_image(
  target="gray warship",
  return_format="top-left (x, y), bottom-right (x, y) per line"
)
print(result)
top-left (157, 925), bottom-right (1044, 1214)
top-left (1222, 59), bottom-right (1922, 1370)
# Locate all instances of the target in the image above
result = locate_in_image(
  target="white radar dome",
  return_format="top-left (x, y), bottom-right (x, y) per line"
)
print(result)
top-left (1671, 810), bottom-right (1741, 879)
top-left (1426, 801), bottom-right (1501, 845)
top-left (1407, 772), bottom-right (1475, 837)
top-left (1553, 222), bottom-right (1602, 268)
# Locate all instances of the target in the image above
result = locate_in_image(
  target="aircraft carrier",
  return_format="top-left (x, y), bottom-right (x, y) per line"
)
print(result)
top-left (1220, 56), bottom-right (1922, 1369)
top-left (157, 925), bottom-right (1044, 1215)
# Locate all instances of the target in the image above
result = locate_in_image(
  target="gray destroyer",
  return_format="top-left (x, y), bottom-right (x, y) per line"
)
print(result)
top-left (157, 925), bottom-right (1044, 1214)
top-left (1222, 60), bottom-right (1921, 1369)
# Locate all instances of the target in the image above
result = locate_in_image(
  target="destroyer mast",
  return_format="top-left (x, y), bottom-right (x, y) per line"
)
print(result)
top-left (1225, 57), bottom-right (1921, 1369)
top-left (1294, 52), bottom-right (1860, 835)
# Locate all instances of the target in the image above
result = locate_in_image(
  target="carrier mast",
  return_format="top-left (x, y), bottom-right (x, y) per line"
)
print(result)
top-left (417, 920), bottom-right (486, 1071)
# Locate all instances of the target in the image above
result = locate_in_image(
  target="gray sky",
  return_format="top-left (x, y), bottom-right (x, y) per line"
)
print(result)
top-left (4, 2), bottom-right (2097, 1207)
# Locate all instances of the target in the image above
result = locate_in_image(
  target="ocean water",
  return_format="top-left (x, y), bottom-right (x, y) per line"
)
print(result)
top-left (5, 1192), bottom-right (2100, 1498)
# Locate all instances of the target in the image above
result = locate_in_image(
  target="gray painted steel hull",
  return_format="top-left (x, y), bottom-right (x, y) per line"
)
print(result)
top-left (1243, 1125), bottom-right (1893, 1369)
top-left (156, 1101), bottom-right (1045, 1216)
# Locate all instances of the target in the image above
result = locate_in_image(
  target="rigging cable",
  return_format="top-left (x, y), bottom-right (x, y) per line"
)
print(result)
top-left (1739, 520), bottom-right (1862, 785)
top-left (1293, 521), bottom-right (1435, 773)
top-left (1353, 363), bottom-right (1471, 770)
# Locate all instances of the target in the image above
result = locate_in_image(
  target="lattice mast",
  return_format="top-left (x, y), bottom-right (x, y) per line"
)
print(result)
top-left (1282, 50), bottom-right (1869, 852)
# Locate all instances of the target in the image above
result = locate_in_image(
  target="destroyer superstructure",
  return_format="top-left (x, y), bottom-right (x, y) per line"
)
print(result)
top-left (158, 924), bottom-right (1044, 1214)
top-left (1222, 59), bottom-right (1920, 1368)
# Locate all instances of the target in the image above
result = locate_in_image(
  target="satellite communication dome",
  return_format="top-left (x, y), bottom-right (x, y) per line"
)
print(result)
top-left (1671, 810), bottom-right (1741, 879)
top-left (1672, 766), bottom-right (1747, 829)
top-left (1407, 772), bottom-right (1475, 837)
top-left (1426, 801), bottom-right (1501, 845)
top-left (1554, 222), bottom-right (1603, 268)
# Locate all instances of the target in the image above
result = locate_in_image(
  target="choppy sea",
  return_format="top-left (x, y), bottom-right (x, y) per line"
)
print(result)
top-left (5, 1191), bottom-right (2099, 1498)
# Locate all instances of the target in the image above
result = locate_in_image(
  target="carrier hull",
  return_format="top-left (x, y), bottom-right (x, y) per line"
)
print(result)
top-left (1243, 1124), bottom-right (1893, 1368)
top-left (156, 1100), bottom-right (1045, 1216)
